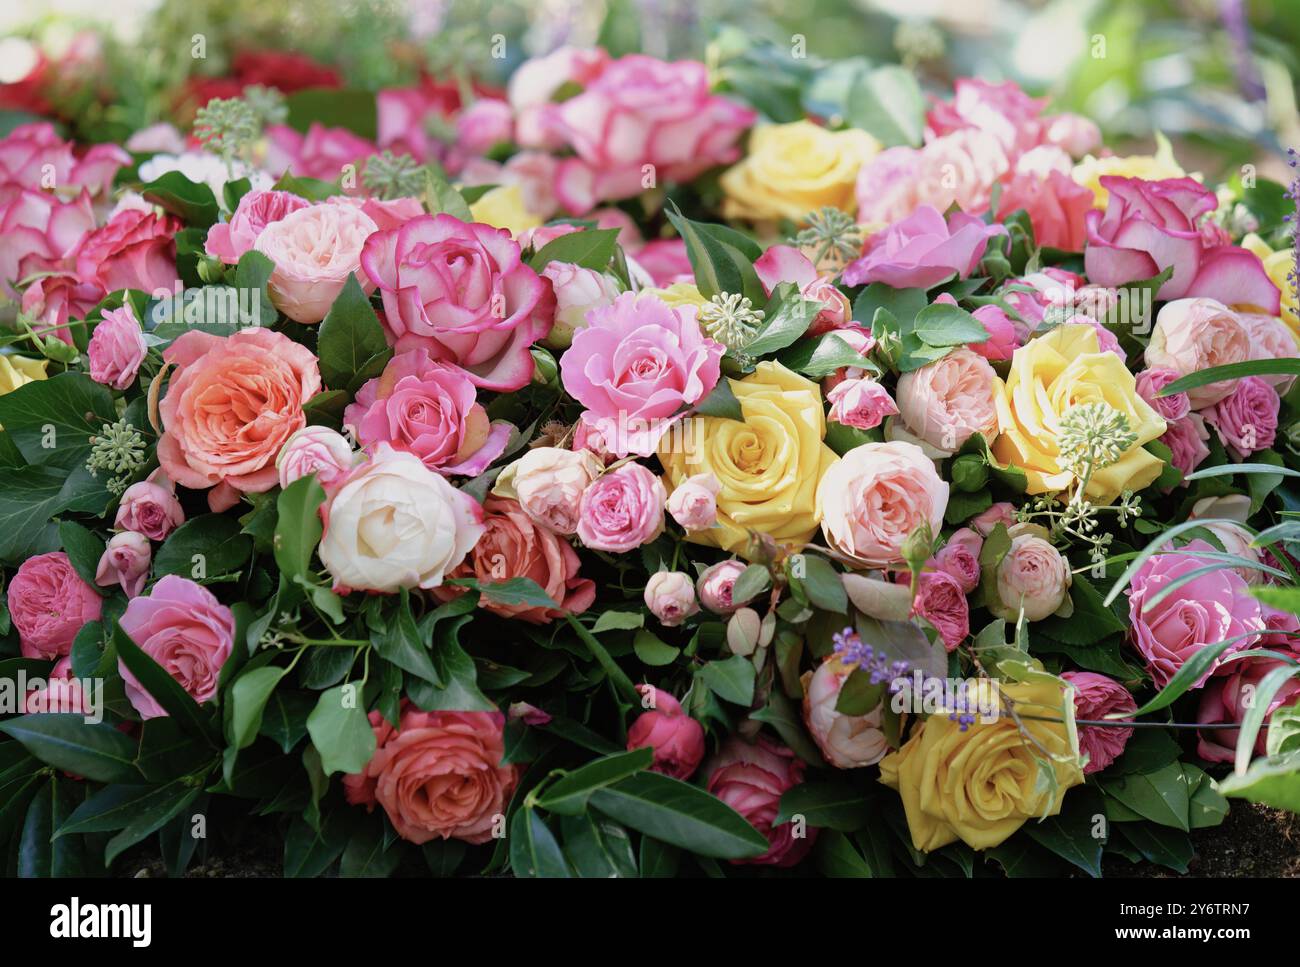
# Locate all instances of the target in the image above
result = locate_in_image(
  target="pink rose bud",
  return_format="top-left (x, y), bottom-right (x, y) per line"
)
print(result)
top-left (87, 304), bottom-right (147, 390)
top-left (968, 303), bottom-right (1020, 361)
top-left (826, 377), bottom-right (898, 430)
top-left (95, 530), bottom-right (152, 598)
top-left (205, 189), bottom-right (310, 264)
top-left (276, 425), bottom-right (357, 491)
top-left (644, 570), bottom-right (699, 627)
top-left (1060, 671), bottom-right (1136, 774)
top-left (802, 656), bottom-right (889, 768)
top-left (666, 472), bottom-right (721, 532)
top-left (931, 527), bottom-right (982, 594)
top-left (540, 261), bottom-right (620, 349)
top-left (7, 551), bottom-right (103, 659)
top-left (1134, 367), bottom-right (1191, 422)
top-left (576, 462), bottom-right (667, 552)
top-left (696, 559), bottom-right (749, 615)
top-left (626, 684), bottom-right (706, 780)
top-left (508, 701), bottom-right (552, 727)
top-left (970, 501), bottom-right (1016, 537)
top-left (115, 475), bottom-right (185, 540)
top-left (995, 530), bottom-right (1071, 622)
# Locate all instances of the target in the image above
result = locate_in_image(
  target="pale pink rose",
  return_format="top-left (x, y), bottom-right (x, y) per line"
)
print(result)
top-left (18, 271), bottom-right (100, 344)
top-left (1204, 376), bottom-right (1279, 460)
top-left (971, 502), bottom-right (1017, 536)
top-left (344, 705), bottom-right (519, 845)
top-left (645, 570), bottom-right (699, 627)
top-left (666, 472), bottom-right (721, 532)
top-left (511, 446), bottom-right (602, 536)
top-left (126, 122), bottom-right (187, 155)
top-left (205, 189), bottom-right (310, 264)
top-left (705, 736), bottom-right (816, 867)
top-left (1042, 113), bottom-right (1101, 157)
top-left (753, 245), bottom-right (851, 335)
top-left (1145, 298), bottom-right (1250, 408)
top-left (801, 657), bottom-right (889, 769)
top-left (547, 55), bottom-right (756, 214)
top-left (842, 205), bottom-right (1006, 290)
top-left (627, 685), bottom-right (706, 780)
top-left (932, 527), bottom-right (982, 593)
top-left (817, 441), bottom-right (949, 568)
top-left (826, 377), bottom-right (897, 430)
top-left (508, 46), bottom-right (611, 150)
top-left (329, 194), bottom-right (426, 232)
top-left (276, 425), bottom-right (356, 491)
top-left (570, 418), bottom-right (617, 465)
top-left (254, 201), bottom-right (377, 324)
top-left (1238, 311), bottom-right (1299, 393)
top-left (561, 292), bottom-right (723, 457)
top-left (87, 304), bottom-right (147, 390)
top-left (1135, 368), bottom-right (1191, 421)
top-left (344, 348), bottom-right (510, 477)
top-left (8, 551), bottom-right (103, 659)
top-left (998, 267), bottom-right (1087, 336)
top-left (1061, 671), bottom-right (1136, 774)
top-left (22, 657), bottom-right (89, 717)
top-left (855, 129), bottom-right (1009, 225)
top-left (995, 531), bottom-right (1070, 621)
top-left (1188, 495), bottom-right (1262, 585)
top-left (159, 328), bottom-right (322, 511)
top-left (94, 531), bottom-right (151, 598)
top-left (263, 122), bottom-right (376, 183)
top-left (541, 260), bottom-right (620, 348)
top-left (1162, 413), bottom-right (1211, 481)
top-left (115, 475), bottom-right (185, 540)
top-left (0, 185), bottom-right (95, 299)
top-left (904, 569), bottom-right (970, 650)
top-left (697, 560), bottom-right (749, 615)
top-left (72, 208), bottom-right (180, 295)
top-left (996, 169), bottom-right (1092, 251)
top-left (1127, 540), bottom-right (1264, 688)
top-left (927, 78), bottom-right (1047, 157)
top-left (1198, 658), bottom-right (1300, 763)
top-left (968, 303), bottom-right (1020, 361)
top-left (362, 213), bottom-right (554, 391)
top-left (458, 152), bottom-right (562, 223)
top-left (0, 122), bottom-right (128, 196)
top-left (631, 239), bottom-right (693, 286)
top-left (118, 575), bottom-right (234, 719)
top-left (895, 347), bottom-right (998, 454)
top-left (576, 463), bottom-right (667, 552)
top-left (455, 98), bottom-right (513, 155)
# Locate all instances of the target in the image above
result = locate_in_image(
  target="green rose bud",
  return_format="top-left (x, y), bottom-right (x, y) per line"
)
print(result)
top-left (950, 453), bottom-right (989, 492)
top-left (530, 346), bottom-right (558, 387)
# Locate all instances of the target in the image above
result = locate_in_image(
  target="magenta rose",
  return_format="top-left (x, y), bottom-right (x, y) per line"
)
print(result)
top-left (8, 551), bottom-right (103, 659)
top-left (1161, 414), bottom-right (1210, 482)
top-left (705, 736), bottom-right (816, 867)
top-left (1197, 658), bottom-right (1300, 763)
top-left (627, 685), bottom-right (706, 780)
top-left (931, 528), bottom-right (982, 594)
top-left (1060, 671), bottom-right (1137, 774)
top-left (263, 122), bottom-right (376, 183)
top-left (118, 575), bottom-right (235, 719)
top-left (1084, 176), bottom-right (1279, 311)
top-left (1204, 376), bottom-right (1279, 461)
top-left (902, 569), bottom-right (969, 651)
top-left (1126, 540), bottom-right (1265, 688)
top-left (561, 292), bottom-right (723, 456)
top-left (345, 348), bottom-right (510, 476)
top-left (0, 185), bottom-right (95, 299)
top-left (73, 208), bottom-right (181, 295)
top-left (842, 205), bottom-right (1006, 290)
top-left (205, 189), bottom-right (310, 264)
top-left (361, 213), bottom-right (554, 391)
top-left (547, 55), bottom-right (756, 214)
top-left (87, 304), bottom-right (147, 390)
top-left (576, 462), bottom-right (666, 553)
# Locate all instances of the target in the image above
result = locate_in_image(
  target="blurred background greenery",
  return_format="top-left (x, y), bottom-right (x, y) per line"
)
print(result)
top-left (2, 0), bottom-right (1297, 180)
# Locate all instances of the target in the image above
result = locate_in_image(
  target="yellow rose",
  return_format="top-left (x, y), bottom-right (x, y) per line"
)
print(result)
top-left (636, 282), bottom-right (708, 312)
top-left (720, 121), bottom-right (879, 223)
top-left (992, 324), bottom-right (1166, 502)
top-left (468, 183), bottom-right (542, 237)
top-left (659, 361), bottom-right (837, 557)
top-left (1242, 233), bottom-right (1299, 341)
top-left (879, 678), bottom-right (1084, 852)
top-left (0, 355), bottom-right (48, 427)
top-left (1072, 133), bottom-right (1187, 208)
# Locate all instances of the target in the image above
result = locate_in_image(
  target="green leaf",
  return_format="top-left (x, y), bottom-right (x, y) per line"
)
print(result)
top-left (592, 611), bottom-right (644, 633)
top-left (0, 714), bottom-right (141, 784)
top-left (153, 513), bottom-right (253, 582)
top-left (835, 668), bottom-right (884, 716)
top-left (777, 331), bottom-right (874, 379)
top-left (423, 165), bottom-right (473, 220)
top-left (798, 553), bottom-right (847, 613)
top-left (1215, 750), bottom-right (1300, 811)
top-left (775, 781), bottom-right (870, 832)
top-left (691, 376), bottom-right (744, 421)
top-left (560, 813), bottom-right (638, 877)
top-left (227, 666), bottom-right (288, 750)
top-left (564, 613), bottom-right (640, 705)
top-left (113, 624), bottom-right (218, 743)
top-left (233, 250), bottom-right (277, 326)
top-left (372, 588), bottom-right (440, 684)
top-left (283, 812), bottom-right (349, 878)
top-left (274, 474), bottom-right (326, 584)
top-left (910, 301), bottom-right (989, 347)
top-left (632, 629), bottom-right (680, 666)
top-left (58, 519), bottom-right (106, 591)
top-left (306, 684), bottom-right (377, 776)
top-left (528, 227), bottom-right (619, 272)
top-left (340, 822), bottom-right (402, 877)
top-left (316, 274), bottom-right (392, 392)
top-left (0, 371), bottom-right (117, 470)
top-left (845, 65), bottom-right (925, 147)
top-left (0, 464), bottom-right (65, 564)
top-left (57, 780), bottom-right (190, 837)
top-left (284, 87), bottom-right (378, 140)
top-left (535, 747), bottom-right (654, 816)
top-left (750, 688), bottom-right (824, 765)
top-left (449, 575), bottom-right (559, 611)
top-left (1113, 822), bottom-right (1193, 874)
top-left (699, 655), bottom-right (757, 706)
top-left (665, 205), bottom-right (765, 304)
top-left (1235, 663), bottom-right (1300, 774)
top-left (259, 690), bottom-right (314, 754)
top-left (1098, 762), bottom-right (1192, 831)
top-left (140, 170), bottom-right (219, 227)
top-left (1160, 358), bottom-right (1300, 396)
top-left (814, 830), bottom-right (876, 877)
top-left (745, 283), bottom-right (819, 356)
top-left (1129, 639), bottom-right (1242, 717)
top-left (638, 836), bottom-right (680, 877)
top-left (19, 778), bottom-right (85, 877)
top-left (1020, 787), bottom-right (1104, 877)
top-left (588, 771), bottom-right (769, 859)
top-left (731, 563), bottom-right (771, 605)
top-left (509, 808), bottom-right (572, 878)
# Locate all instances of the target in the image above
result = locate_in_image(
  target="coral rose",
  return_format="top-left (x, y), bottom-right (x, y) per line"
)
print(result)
top-left (8, 551), bottom-right (103, 659)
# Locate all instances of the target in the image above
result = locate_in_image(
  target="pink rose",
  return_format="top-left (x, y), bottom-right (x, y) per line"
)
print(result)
top-left (895, 346), bottom-right (998, 454)
top-left (932, 528), bottom-right (982, 594)
top-left (455, 98), bottom-right (513, 155)
top-left (971, 501), bottom-right (1016, 536)
top-left (508, 47), bottom-right (611, 150)
top-left (1061, 671), bottom-right (1137, 774)
top-left (801, 657), bottom-right (889, 768)
top-left (1239, 311), bottom-right (1300, 393)
top-left (115, 474), bottom-right (185, 540)
top-left (361, 213), bottom-right (553, 391)
top-left (254, 201), bottom-right (377, 324)
top-left (345, 348), bottom-right (510, 477)
top-left (905, 569), bottom-right (969, 650)
top-left (118, 575), bottom-right (234, 719)
top-left (855, 129), bottom-right (1009, 224)
top-left (1144, 298), bottom-right (1250, 408)
top-left (1127, 540), bottom-right (1265, 688)
top-left (276, 425), bottom-right (356, 491)
top-left (842, 205), bottom-right (1006, 290)
top-left (23, 657), bottom-right (89, 717)
top-left (826, 377), bottom-right (898, 430)
top-left (263, 122), bottom-right (376, 183)
top-left (19, 272), bottom-right (99, 347)
top-left (666, 472), bottom-right (721, 532)
top-left (998, 267), bottom-right (1086, 335)
top-left (994, 531), bottom-right (1071, 621)
top-left (1042, 113), bottom-right (1102, 157)
top-left (644, 571), bottom-right (699, 627)
top-left (997, 169), bottom-right (1092, 251)
top-left (561, 292), bottom-right (723, 457)
top-left (632, 239), bottom-right (693, 287)
top-left (540, 259), bottom-right (620, 348)
top-left (126, 123), bottom-right (187, 155)
top-left (754, 245), bottom-right (851, 335)
top-left (0, 122), bottom-right (128, 195)
top-left (705, 736), bottom-right (816, 867)
top-left (1261, 606), bottom-right (1300, 659)
top-left (1084, 176), bottom-right (1279, 311)
top-left (819, 441), bottom-right (949, 568)
top-left (927, 78), bottom-right (1047, 157)
top-left (510, 446), bottom-right (602, 536)
top-left (204, 189), bottom-right (310, 264)
top-left (1198, 658), bottom-right (1300, 763)
top-left (968, 303), bottom-right (1020, 361)
top-left (1161, 414), bottom-right (1211, 481)
top-left (94, 531), bottom-right (151, 598)
top-left (72, 208), bottom-right (180, 295)
top-left (576, 462), bottom-right (667, 552)
top-left (8, 551), bottom-right (103, 659)
top-left (627, 685), bottom-right (706, 780)
top-left (87, 304), bottom-right (147, 390)
top-left (1134, 368), bottom-right (1191, 422)
top-left (697, 560), bottom-right (749, 615)
top-left (1204, 376), bottom-right (1279, 460)
top-left (158, 328), bottom-right (322, 511)
top-left (0, 185), bottom-right (95, 299)
top-left (344, 705), bottom-right (519, 845)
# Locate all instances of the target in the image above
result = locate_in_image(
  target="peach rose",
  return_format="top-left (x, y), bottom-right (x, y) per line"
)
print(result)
top-left (158, 328), bottom-right (321, 511)
top-left (802, 656), bottom-right (889, 769)
top-left (502, 446), bottom-right (603, 536)
top-left (1144, 298), bottom-right (1250, 408)
top-left (895, 347), bottom-right (998, 455)
top-left (254, 201), bottom-right (377, 324)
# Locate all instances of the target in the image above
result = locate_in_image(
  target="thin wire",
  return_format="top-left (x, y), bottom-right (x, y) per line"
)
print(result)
top-left (1015, 713), bottom-right (1240, 730)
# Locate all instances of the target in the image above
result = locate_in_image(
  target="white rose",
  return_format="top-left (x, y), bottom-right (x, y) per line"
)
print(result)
top-left (320, 445), bottom-right (484, 592)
